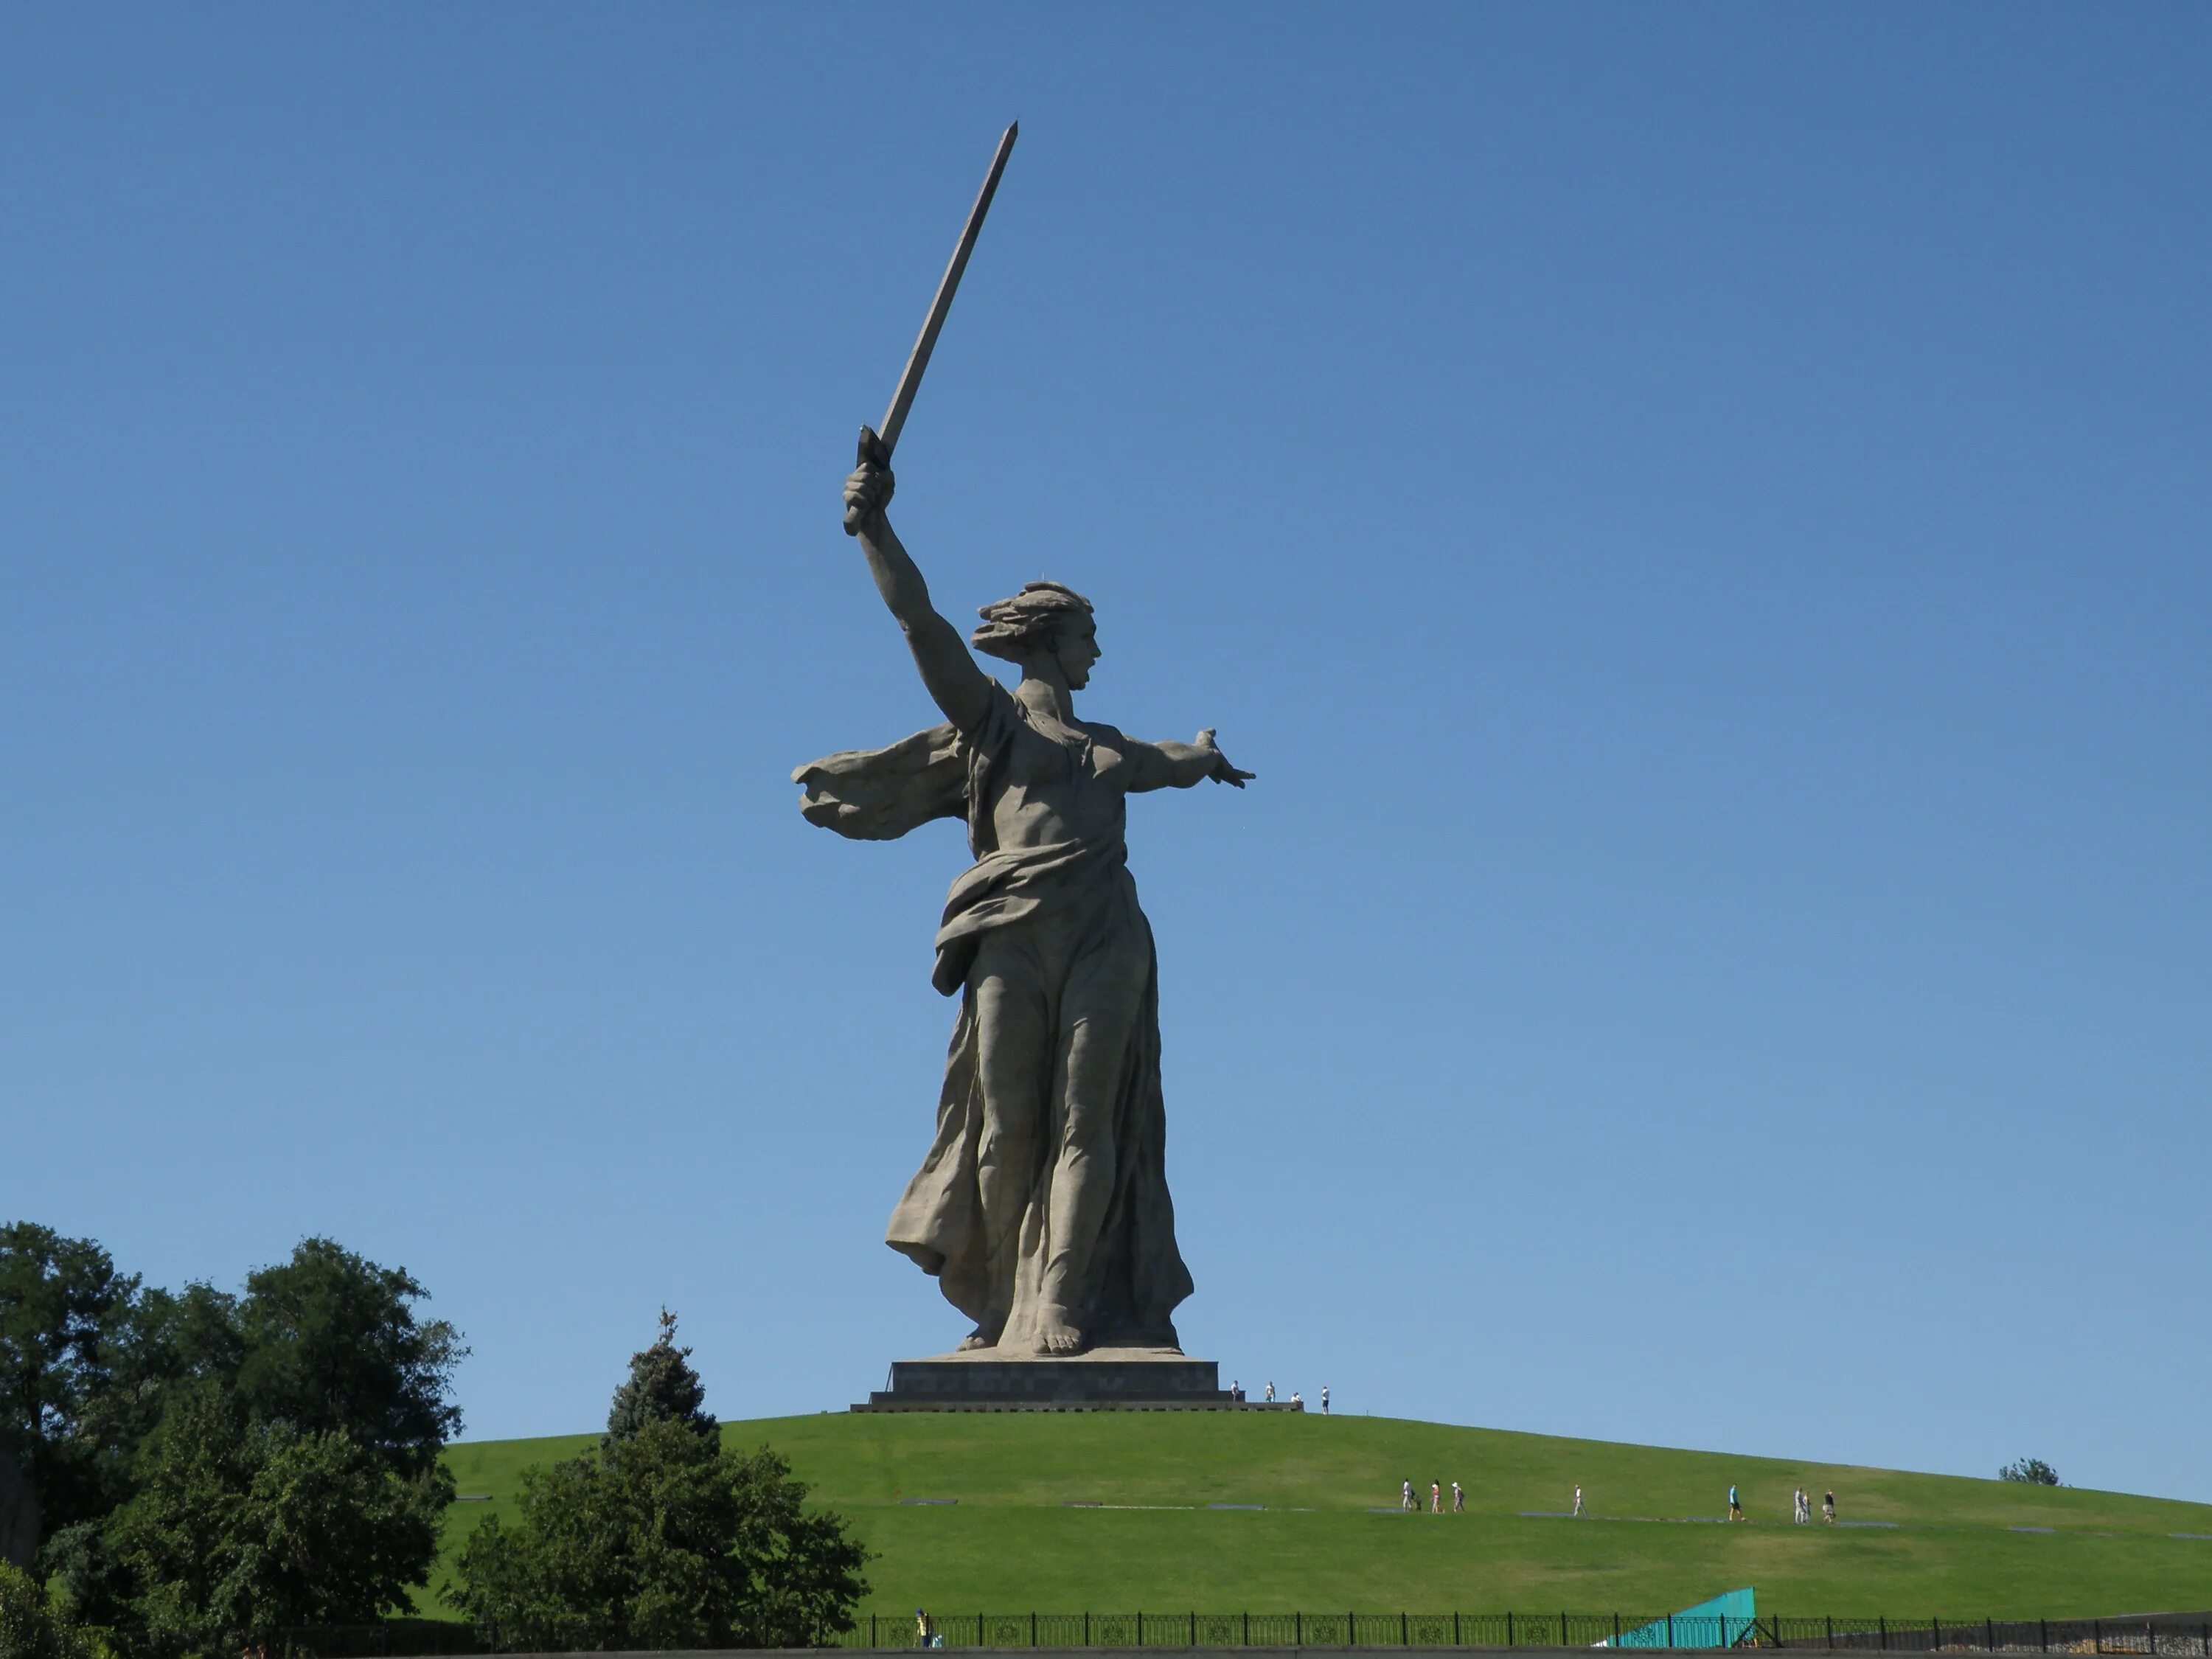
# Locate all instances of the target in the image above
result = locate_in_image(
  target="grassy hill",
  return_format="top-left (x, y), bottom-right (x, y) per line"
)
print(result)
top-left (427, 1412), bottom-right (2212, 1622)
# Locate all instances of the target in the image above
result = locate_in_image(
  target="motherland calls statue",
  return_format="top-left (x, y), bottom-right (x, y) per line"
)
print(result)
top-left (793, 435), bottom-right (1253, 1357)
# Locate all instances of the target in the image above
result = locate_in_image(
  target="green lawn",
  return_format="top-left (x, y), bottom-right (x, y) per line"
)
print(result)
top-left (427, 1413), bottom-right (2212, 1621)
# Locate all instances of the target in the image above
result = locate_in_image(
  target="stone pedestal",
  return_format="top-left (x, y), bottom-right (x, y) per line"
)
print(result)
top-left (853, 1346), bottom-right (1284, 1411)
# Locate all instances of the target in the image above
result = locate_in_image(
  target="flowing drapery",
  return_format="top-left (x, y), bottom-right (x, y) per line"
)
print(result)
top-left (793, 687), bottom-right (1193, 1349)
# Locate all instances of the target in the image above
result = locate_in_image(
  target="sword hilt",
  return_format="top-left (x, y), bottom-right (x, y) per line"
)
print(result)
top-left (841, 425), bottom-right (893, 537)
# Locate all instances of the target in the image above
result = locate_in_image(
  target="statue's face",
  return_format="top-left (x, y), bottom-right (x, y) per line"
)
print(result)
top-left (1054, 618), bottom-right (1100, 689)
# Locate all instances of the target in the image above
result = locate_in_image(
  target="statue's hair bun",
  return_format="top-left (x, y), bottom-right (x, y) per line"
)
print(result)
top-left (970, 581), bottom-right (1094, 663)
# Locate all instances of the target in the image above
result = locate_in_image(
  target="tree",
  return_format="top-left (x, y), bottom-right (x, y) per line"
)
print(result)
top-left (0, 1224), bottom-right (142, 1545)
top-left (34, 1521), bottom-right (126, 1631)
top-left (1, 1249), bottom-right (244, 1624)
top-left (0, 1559), bottom-right (102, 1659)
top-left (451, 1338), bottom-right (866, 1650)
top-left (70, 1281), bottom-right (246, 1534)
top-left (2, 1438), bottom-right (39, 1573)
top-left (1999, 1456), bottom-right (2062, 1486)
top-left (720, 1444), bottom-right (873, 1649)
top-left (605, 1309), bottom-right (717, 1448)
top-left (1, 1228), bottom-right (466, 1632)
top-left (98, 1241), bottom-right (466, 1636)
top-left (231, 1238), bottom-right (465, 1482)
top-left (105, 1382), bottom-right (450, 1643)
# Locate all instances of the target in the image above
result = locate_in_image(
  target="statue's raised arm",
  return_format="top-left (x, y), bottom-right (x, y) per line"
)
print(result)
top-left (841, 428), bottom-right (993, 735)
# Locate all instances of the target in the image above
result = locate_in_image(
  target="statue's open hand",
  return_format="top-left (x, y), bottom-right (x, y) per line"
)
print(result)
top-left (841, 426), bottom-right (895, 536)
top-left (1197, 728), bottom-right (1254, 788)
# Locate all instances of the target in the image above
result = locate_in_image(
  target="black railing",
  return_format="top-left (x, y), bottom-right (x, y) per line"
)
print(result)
top-left (1762, 1618), bottom-right (2205, 1655)
top-left (188, 1613), bottom-right (2212, 1655)
top-left (838, 1613), bottom-right (2212, 1652)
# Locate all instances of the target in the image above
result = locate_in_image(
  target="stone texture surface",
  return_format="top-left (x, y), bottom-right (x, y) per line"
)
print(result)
top-left (854, 1349), bottom-right (1255, 1411)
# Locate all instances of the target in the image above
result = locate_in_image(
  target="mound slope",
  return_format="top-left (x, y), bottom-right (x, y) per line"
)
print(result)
top-left (431, 1413), bottom-right (2212, 1619)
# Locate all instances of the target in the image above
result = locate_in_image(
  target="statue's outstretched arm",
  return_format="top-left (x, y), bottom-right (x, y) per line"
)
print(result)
top-left (841, 431), bottom-right (992, 734)
top-left (1124, 728), bottom-right (1254, 793)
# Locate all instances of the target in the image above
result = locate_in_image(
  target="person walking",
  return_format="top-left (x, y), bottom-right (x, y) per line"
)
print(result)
top-left (1452, 1480), bottom-right (1465, 1513)
top-left (916, 1610), bottom-right (932, 1649)
top-left (1572, 1484), bottom-right (1585, 1517)
top-left (1402, 1478), bottom-right (1416, 1512)
top-left (1265, 1380), bottom-right (1276, 1402)
top-left (1727, 1484), bottom-right (1743, 1522)
top-left (1431, 1481), bottom-right (1442, 1513)
top-left (1823, 1489), bottom-right (1836, 1525)
top-left (1321, 1385), bottom-right (1330, 1415)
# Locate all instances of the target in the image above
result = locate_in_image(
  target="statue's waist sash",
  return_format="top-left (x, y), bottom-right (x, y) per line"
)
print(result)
top-left (931, 836), bottom-right (1129, 996)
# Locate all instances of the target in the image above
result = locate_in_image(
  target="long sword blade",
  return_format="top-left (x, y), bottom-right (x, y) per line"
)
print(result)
top-left (877, 121), bottom-right (1018, 457)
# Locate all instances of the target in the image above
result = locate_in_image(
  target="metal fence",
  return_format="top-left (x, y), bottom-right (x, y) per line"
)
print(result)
top-left (1761, 1619), bottom-right (2208, 1655)
top-left (832, 1614), bottom-right (2212, 1652)
top-left (846, 1614), bottom-right (1656, 1648)
top-left (193, 1613), bottom-right (2212, 1655)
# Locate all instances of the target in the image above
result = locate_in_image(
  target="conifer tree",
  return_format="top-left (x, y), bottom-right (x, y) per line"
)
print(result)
top-left (456, 1321), bottom-right (866, 1648)
top-left (605, 1308), bottom-right (717, 1447)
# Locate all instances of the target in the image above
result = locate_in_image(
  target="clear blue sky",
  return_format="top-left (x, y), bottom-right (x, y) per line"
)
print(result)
top-left (5, 6), bottom-right (2208, 1501)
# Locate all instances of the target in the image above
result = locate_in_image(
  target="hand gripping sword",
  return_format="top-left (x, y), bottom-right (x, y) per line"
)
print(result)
top-left (843, 121), bottom-right (1018, 534)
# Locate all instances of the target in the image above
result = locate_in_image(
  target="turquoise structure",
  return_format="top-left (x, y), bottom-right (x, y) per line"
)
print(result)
top-left (1607, 1587), bottom-right (1758, 1649)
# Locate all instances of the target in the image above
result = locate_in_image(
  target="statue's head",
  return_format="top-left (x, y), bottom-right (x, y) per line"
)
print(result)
top-left (971, 581), bottom-right (1099, 689)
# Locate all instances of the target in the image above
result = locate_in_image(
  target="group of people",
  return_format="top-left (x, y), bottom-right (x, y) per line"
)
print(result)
top-left (1378, 1480), bottom-right (1836, 1525)
top-left (1729, 1484), bottom-right (1837, 1523)
top-left (1393, 1481), bottom-right (1587, 1515)
top-left (1401, 1479), bottom-right (1467, 1512)
top-left (1790, 1486), bottom-right (1837, 1524)
top-left (1228, 1381), bottom-right (1329, 1413)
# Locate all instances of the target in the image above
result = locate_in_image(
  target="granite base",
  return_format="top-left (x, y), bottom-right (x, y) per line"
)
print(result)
top-left (852, 1347), bottom-right (1293, 1412)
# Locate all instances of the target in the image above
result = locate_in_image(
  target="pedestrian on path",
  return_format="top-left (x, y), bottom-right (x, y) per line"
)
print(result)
top-left (1402, 1478), bottom-right (1416, 1512)
top-left (1452, 1481), bottom-right (1464, 1512)
top-left (1321, 1385), bottom-right (1329, 1415)
top-left (1572, 1484), bottom-right (1584, 1517)
top-left (1431, 1481), bottom-right (1441, 1513)
top-left (1265, 1380), bottom-right (1276, 1402)
top-left (1823, 1489), bottom-right (1836, 1524)
top-left (1728, 1484), bottom-right (1743, 1521)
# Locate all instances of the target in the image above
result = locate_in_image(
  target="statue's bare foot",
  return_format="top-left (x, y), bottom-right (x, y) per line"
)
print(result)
top-left (1034, 1310), bottom-right (1088, 1354)
top-left (956, 1328), bottom-right (995, 1352)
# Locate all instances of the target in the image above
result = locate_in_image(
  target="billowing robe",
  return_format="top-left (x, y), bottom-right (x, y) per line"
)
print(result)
top-left (793, 683), bottom-right (1192, 1350)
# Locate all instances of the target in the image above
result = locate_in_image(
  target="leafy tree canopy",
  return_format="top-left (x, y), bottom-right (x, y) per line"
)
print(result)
top-left (1998, 1456), bottom-right (2062, 1486)
top-left (106, 1382), bottom-right (450, 1641)
top-left (231, 1237), bottom-right (465, 1481)
top-left (1, 1224), bottom-right (466, 1632)
top-left (0, 1559), bottom-right (102, 1659)
top-left (605, 1308), bottom-right (717, 1448)
top-left (0, 1224), bottom-right (142, 1537)
top-left (451, 1419), bottom-right (867, 1649)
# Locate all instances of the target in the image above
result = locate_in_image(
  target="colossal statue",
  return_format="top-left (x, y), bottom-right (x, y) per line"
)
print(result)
top-left (794, 437), bottom-right (1251, 1357)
